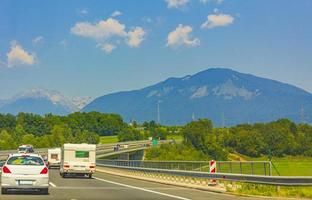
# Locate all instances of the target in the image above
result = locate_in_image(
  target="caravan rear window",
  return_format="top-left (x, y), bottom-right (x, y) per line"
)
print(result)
top-left (51, 154), bottom-right (58, 159)
top-left (75, 151), bottom-right (89, 158)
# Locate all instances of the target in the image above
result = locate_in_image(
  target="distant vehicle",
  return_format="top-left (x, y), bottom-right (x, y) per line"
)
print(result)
top-left (18, 145), bottom-right (34, 154)
top-left (123, 144), bottom-right (129, 149)
top-left (47, 148), bottom-right (61, 168)
top-left (60, 144), bottom-right (96, 178)
top-left (113, 144), bottom-right (120, 151)
top-left (1, 153), bottom-right (49, 194)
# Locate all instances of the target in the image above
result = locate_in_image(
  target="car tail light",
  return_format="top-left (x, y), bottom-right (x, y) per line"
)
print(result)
top-left (64, 165), bottom-right (70, 168)
top-left (89, 166), bottom-right (95, 169)
top-left (2, 166), bottom-right (11, 173)
top-left (40, 167), bottom-right (48, 174)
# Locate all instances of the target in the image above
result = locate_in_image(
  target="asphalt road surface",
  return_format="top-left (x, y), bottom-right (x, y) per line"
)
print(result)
top-left (0, 169), bottom-right (269, 200)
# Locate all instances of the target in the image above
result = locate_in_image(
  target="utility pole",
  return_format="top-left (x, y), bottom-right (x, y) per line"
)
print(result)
top-left (192, 112), bottom-right (195, 121)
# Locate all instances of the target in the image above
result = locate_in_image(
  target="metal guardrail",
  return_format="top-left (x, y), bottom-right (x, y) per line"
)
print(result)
top-left (97, 160), bottom-right (272, 176)
top-left (96, 160), bottom-right (312, 186)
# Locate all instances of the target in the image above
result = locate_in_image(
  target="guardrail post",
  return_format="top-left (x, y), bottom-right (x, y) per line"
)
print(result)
top-left (264, 162), bottom-right (267, 176)
top-left (269, 161), bottom-right (272, 176)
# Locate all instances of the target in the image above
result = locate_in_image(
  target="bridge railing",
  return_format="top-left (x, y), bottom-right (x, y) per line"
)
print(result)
top-left (96, 160), bottom-right (312, 186)
top-left (96, 160), bottom-right (272, 176)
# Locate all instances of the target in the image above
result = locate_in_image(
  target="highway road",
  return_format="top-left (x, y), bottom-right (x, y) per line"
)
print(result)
top-left (0, 168), bottom-right (265, 200)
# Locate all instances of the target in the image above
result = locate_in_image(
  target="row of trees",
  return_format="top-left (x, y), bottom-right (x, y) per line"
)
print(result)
top-left (0, 112), bottom-right (126, 150)
top-left (219, 119), bottom-right (312, 157)
top-left (146, 118), bottom-right (312, 160)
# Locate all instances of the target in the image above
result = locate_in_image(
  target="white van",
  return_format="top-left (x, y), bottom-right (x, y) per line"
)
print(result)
top-left (60, 144), bottom-right (96, 178)
top-left (48, 148), bottom-right (61, 168)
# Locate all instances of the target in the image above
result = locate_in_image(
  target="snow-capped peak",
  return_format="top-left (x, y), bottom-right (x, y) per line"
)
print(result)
top-left (9, 87), bottom-right (92, 111)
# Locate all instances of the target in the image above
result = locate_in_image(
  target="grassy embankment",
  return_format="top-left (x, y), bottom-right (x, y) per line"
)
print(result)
top-left (99, 135), bottom-right (119, 144)
top-left (226, 154), bottom-right (312, 199)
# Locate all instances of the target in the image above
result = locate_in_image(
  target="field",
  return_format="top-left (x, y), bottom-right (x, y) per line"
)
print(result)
top-left (167, 134), bottom-right (183, 142)
top-left (100, 135), bottom-right (119, 144)
top-left (240, 155), bottom-right (312, 176)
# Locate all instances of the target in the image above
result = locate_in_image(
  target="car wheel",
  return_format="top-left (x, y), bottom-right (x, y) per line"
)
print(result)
top-left (62, 173), bottom-right (66, 178)
top-left (88, 174), bottom-right (92, 178)
top-left (41, 188), bottom-right (49, 195)
top-left (1, 188), bottom-right (7, 194)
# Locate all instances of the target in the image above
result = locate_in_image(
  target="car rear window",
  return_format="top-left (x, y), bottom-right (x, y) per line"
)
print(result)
top-left (7, 156), bottom-right (44, 166)
top-left (75, 151), bottom-right (89, 158)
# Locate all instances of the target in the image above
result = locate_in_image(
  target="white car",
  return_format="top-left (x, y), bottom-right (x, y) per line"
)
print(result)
top-left (1, 154), bottom-right (49, 194)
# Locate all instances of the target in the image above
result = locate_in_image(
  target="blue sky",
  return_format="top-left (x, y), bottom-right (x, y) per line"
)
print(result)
top-left (0, 0), bottom-right (311, 98)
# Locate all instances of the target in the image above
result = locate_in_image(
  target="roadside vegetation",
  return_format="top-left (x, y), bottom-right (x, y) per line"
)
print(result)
top-left (226, 183), bottom-right (312, 199)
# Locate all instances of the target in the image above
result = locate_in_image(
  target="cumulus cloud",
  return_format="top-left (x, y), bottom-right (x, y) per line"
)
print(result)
top-left (127, 27), bottom-right (146, 47)
top-left (32, 36), bottom-right (44, 45)
top-left (199, 0), bottom-right (224, 4)
top-left (71, 18), bottom-right (127, 39)
top-left (167, 24), bottom-right (200, 48)
top-left (165, 0), bottom-right (189, 9)
top-left (201, 13), bottom-right (234, 29)
top-left (111, 10), bottom-right (122, 17)
top-left (97, 43), bottom-right (116, 53)
top-left (7, 41), bottom-right (36, 67)
top-left (71, 18), bottom-right (145, 53)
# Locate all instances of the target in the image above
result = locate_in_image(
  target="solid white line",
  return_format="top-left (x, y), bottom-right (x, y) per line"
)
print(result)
top-left (93, 177), bottom-right (191, 200)
top-left (49, 182), bottom-right (57, 187)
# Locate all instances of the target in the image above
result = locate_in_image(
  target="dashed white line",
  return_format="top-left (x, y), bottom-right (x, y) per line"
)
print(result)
top-left (49, 182), bottom-right (57, 187)
top-left (93, 176), bottom-right (191, 200)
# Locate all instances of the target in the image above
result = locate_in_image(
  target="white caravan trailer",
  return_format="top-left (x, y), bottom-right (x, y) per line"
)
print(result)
top-left (48, 148), bottom-right (61, 168)
top-left (60, 144), bottom-right (96, 178)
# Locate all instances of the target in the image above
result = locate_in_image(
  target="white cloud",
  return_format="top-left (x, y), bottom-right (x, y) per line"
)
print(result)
top-left (77, 8), bottom-right (88, 16)
top-left (126, 27), bottom-right (146, 47)
top-left (71, 18), bottom-right (127, 40)
top-left (199, 0), bottom-right (224, 4)
top-left (111, 10), bottom-right (122, 17)
top-left (7, 41), bottom-right (36, 67)
top-left (71, 18), bottom-right (145, 53)
top-left (201, 13), bottom-right (234, 29)
top-left (167, 24), bottom-right (200, 48)
top-left (165, 0), bottom-right (189, 9)
top-left (97, 43), bottom-right (116, 53)
top-left (32, 36), bottom-right (44, 45)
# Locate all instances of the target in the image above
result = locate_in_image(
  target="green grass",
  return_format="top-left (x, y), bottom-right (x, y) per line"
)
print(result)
top-left (271, 156), bottom-right (312, 176)
top-left (167, 135), bottom-right (183, 142)
top-left (226, 183), bottom-right (312, 199)
top-left (230, 154), bottom-right (312, 176)
top-left (100, 135), bottom-right (119, 144)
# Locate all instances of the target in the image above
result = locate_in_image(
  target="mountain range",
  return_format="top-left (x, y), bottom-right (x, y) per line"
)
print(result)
top-left (1, 68), bottom-right (311, 126)
top-left (83, 68), bottom-right (312, 126)
top-left (0, 88), bottom-right (92, 115)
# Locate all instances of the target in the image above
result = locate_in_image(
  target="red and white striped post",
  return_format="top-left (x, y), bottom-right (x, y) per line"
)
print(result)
top-left (209, 160), bottom-right (217, 185)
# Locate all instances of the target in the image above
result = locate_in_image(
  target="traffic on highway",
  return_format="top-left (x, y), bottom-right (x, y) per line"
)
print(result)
top-left (0, 144), bottom-right (261, 200)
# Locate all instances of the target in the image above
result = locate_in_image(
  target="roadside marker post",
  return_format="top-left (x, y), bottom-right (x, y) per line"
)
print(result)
top-left (209, 160), bottom-right (217, 185)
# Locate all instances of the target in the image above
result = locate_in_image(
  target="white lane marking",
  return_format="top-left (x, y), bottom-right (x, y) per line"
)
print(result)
top-left (93, 176), bottom-right (191, 200)
top-left (49, 182), bottom-right (57, 187)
